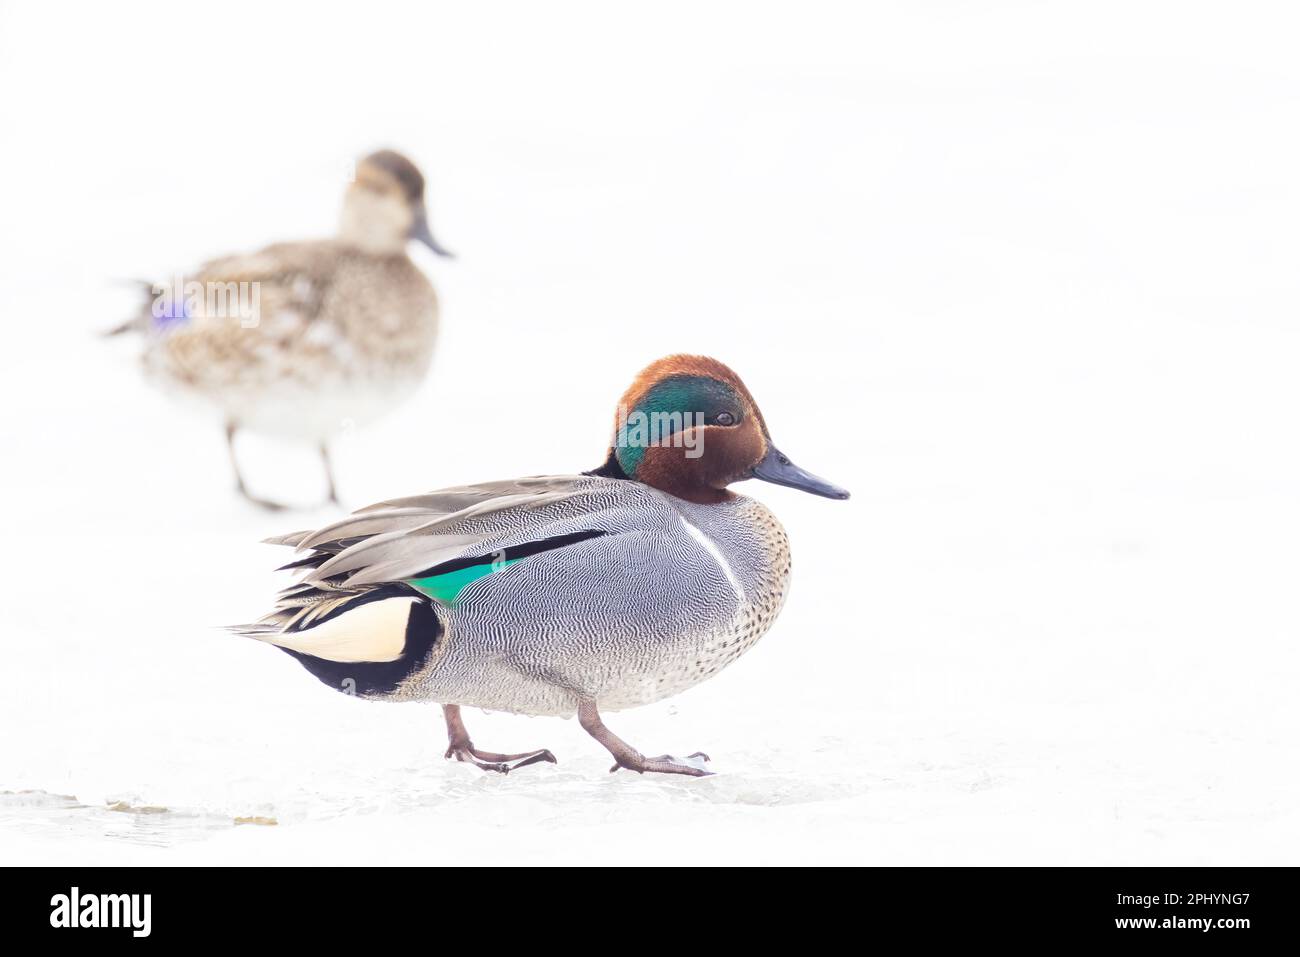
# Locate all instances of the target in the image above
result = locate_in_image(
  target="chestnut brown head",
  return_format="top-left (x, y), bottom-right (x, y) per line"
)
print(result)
top-left (597, 355), bottom-right (849, 505)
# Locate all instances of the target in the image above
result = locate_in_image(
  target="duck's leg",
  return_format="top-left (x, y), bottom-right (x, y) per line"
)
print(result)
top-left (577, 700), bottom-right (713, 777)
top-left (441, 704), bottom-right (557, 774)
top-left (319, 442), bottom-right (341, 507)
top-left (225, 422), bottom-right (289, 511)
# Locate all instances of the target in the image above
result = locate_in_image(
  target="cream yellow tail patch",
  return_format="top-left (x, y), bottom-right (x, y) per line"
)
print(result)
top-left (255, 596), bottom-right (417, 663)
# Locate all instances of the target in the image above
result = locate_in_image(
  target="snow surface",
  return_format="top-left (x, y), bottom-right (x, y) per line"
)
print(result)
top-left (2, 1), bottom-right (1299, 865)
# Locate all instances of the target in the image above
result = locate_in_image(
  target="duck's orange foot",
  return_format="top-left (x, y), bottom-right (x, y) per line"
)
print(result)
top-left (445, 743), bottom-right (557, 774)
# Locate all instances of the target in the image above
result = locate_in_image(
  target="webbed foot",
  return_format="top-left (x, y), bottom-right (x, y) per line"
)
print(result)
top-left (609, 750), bottom-right (713, 777)
top-left (445, 743), bottom-right (557, 774)
top-left (579, 700), bottom-right (715, 778)
top-left (441, 704), bottom-right (556, 775)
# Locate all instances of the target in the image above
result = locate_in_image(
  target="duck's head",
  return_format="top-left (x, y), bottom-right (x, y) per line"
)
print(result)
top-left (595, 355), bottom-right (850, 505)
top-left (338, 149), bottom-right (454, 258)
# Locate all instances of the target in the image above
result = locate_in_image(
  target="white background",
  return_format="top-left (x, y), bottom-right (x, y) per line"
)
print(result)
top-left (1, 1), bottom-right (1297, 864)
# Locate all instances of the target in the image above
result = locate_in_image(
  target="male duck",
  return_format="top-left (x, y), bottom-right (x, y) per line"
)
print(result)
top-left (235, 355), bottom-right (849, 777)
top-left (109, 150), bottom-right (453, 509)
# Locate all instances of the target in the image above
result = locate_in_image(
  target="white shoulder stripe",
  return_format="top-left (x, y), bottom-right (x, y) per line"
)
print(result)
top-left (254, 596), bottom-right (417, 663)
top-left (679, 516), bottom-right (746, 604)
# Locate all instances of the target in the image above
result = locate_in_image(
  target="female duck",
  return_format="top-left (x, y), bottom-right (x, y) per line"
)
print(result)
top-left (235, 355), bottom-right (849, 776)
top-left (110, 150), bottom-right (453, 509)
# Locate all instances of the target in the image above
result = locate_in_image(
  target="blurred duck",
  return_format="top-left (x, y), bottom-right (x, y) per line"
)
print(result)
top-left (233, 355), bottom-right (849, 777)
top-left (109, 150), bottom-right (452, 509)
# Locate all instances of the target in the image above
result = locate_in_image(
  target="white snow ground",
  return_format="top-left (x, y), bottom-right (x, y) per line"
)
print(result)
top-left (1, 2), bottom-right (1299, 865)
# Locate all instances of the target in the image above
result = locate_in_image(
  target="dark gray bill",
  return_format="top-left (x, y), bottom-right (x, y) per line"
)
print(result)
top-left (409, 207), bottom-right (455, 258)
top-left (750, 444), bottom-right (850, 500)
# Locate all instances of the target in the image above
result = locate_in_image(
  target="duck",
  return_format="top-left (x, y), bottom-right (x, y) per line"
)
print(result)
top-left (233, 355), bottom-right (849, 777)
top-left (108, 149), bottom-right (453, 510)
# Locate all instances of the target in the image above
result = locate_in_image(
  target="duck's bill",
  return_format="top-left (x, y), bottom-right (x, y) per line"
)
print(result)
top-left (750, 445), bottom-right (850, 500)
top-left (409, 208), bottom-right (455, 258)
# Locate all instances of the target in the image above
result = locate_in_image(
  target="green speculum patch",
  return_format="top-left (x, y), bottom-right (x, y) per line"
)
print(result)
top-left (407, 559), bottom-right (520, 605)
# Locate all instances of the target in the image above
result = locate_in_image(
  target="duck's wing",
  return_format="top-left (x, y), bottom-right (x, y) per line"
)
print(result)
top-left (247, 475), bottom-right (667, 633)
top-left (135, 241), bottom-right (349, 387)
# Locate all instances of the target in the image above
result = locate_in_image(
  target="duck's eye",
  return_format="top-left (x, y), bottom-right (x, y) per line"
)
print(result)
top-left (714, 411), bottom-right (737, 426)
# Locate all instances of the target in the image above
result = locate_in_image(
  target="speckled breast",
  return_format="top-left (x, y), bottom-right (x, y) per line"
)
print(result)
top-left (611, 496), bottom-right (793, 709)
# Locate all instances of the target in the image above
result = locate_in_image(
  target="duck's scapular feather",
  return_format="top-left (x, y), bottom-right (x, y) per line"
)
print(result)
top-left (240, 475), bottom-right (623, 635)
